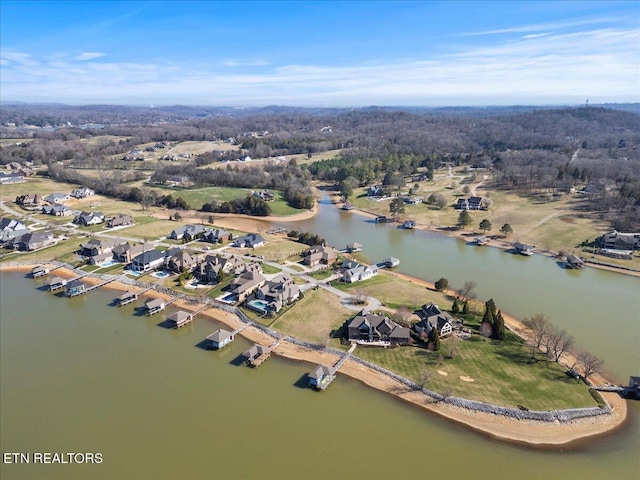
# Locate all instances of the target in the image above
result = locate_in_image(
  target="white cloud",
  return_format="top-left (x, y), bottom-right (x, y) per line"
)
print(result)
top-left (1, 26), bottom-right (638, 105)
top-left (76, 52), bottom-right (105, 61)
top-left (461, 16), bottom-right (621, 36)
top-left (522, 33), bottom-right (551, 39)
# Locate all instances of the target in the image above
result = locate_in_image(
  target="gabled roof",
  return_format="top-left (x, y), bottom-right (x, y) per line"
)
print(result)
top-left (207, 329), bottom-right (233, 343)
top-left (309, 364), bottom-right (333, 380)
top-left (132, 249), bottom-right (165, 265)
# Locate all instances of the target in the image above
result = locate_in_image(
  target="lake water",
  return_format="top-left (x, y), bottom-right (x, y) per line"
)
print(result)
top-left (1, 198), bottom-right (639, 479)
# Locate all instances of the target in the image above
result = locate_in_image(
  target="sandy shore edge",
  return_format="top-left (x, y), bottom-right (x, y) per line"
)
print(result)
top-left (1, 263), bottom-right (628, 447)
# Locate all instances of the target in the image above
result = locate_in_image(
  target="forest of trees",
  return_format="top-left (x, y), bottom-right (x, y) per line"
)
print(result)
top-left (2, 104), bottom-right (639, 227)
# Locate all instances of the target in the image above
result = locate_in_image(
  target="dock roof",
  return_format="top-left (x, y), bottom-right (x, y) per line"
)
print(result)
top-left (207, 329), bottom-right (233, 343)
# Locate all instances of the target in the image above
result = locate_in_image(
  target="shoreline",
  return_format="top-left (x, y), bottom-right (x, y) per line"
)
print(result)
top-left (336, 199), bottom-right (640, 278)
top-left (0, 263), bottom-right (628, 447)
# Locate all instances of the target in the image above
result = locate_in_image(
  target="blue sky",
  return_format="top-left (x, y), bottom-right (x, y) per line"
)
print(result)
top-left (1, 1), bottom-right (638, 106)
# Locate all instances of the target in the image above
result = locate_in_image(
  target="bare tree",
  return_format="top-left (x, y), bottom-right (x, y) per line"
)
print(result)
top-left (414, 370), bottom-right (433, 390)
top-left (392, 306), bottom-right (411, 326)
top-left (479, 321), bottom-right (492, 338)
top-left (522, 314), bottom-right (551, 360)
top-left (578, 352), bottom-right (604, 381)
top-left (545, 327), bottom-right (574, 363)
top-left (445, 336), bottom-right (461, 359)
top-left (351, 289), bottom-right (368, 305)
top-left (456, 280), bottom-right (477, 302)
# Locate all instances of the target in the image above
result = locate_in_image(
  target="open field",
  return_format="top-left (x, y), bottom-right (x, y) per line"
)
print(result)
top-left (226, 236), bottom-right (306, 263)
top-left (271, 288), bottom-right (353, 345)
top-left (332, 271), bottom-right (453, 311)
top-left (0, 177), bottom-right (82, 201)
top-left (354, 333), bottom-right (597, 410)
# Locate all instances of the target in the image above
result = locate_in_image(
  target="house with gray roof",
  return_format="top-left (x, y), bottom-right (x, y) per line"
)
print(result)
top-left (168, 224), bottom-right (208, 241)
top-left (79, 237), bottom-right (125, 257)
top-left (12, 231), bottom-right (55, 251)
top-left (42, 204), bottom-right (72, 216)
top-left (202, 228), bottom-right (231, 244)
top-left (302, 245), bottom-right (338, 267)
top-left (74, 211), bottom-right (104, 226)
top-left (414, 303), bottom-right (455, 338)
top-left (71, 187), bottom-right (95, 199)
top-left (232, 233), bottom-right (265, 249)
top-left (252, 273), bottom-right (300, 314)
top-left (16, 193), bottom-right (43, 207)
top-left (599, 230), bottom-right (640, 250)
top-left (207, 329), bottom-right (234, 349)
top-left (131, 249), bottom-right (166, 272)
top-left (112, 242), bottom-right (154, 264)
top-left (197, 254), bottom-right (245, 283)
top-left (107, 214), bottom-right (134, 228)
top-left (44, 193), bottom-right (71, 204)
top-left (308, 365), bottom-right (335, 388)
top-left (229, 270), bottom-right (266, 302)
top-left (342, 263), bottom-right (377, 283)
top-left (0, 218), bottom-right (29, 244)
top-left (165, 249), bottom-right (200, 273)
top-left (347, 310), bottom-right (410, 345)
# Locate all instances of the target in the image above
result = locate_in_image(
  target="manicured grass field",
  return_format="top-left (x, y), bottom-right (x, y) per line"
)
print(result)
top-left (354, 332), bottom-right (596, 410)
top-left (230, 237), bottom-right (306, 263)
top-left (271, 288), bottom-right (353, 345)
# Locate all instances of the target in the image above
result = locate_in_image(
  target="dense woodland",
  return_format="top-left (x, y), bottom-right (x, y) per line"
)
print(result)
top-left (2, 103), bottom-right (639, 228)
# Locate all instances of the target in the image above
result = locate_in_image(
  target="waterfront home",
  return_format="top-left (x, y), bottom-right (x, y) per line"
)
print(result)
top-left (165, 249), bottom-right (199, 273)
top-left (381, 257), bottom-right (400, 268)
top-left (252, 273), bottom-right (300, 314)
top-left (455, 196), bottom-right (485, 210)
top-left (65, 279), bottom-right (88, 297)
top-left (232, 233), bottom-right (265, 249)
top-left (566, 254), bottom-right (585, 269)
top-left (168, 224), bottom-right (208, 241)
top-left (207, 329), bottom-right (234, 349)
top-left (167, 310), bottom-right (192, 328)
top-left (308, 365), bottom-right (334, 388)
top-left (367, 185), bottom-right (385, 197)
top-left (131, 249), bottom-right (166, 272)
top-left (229, 270), bottom-right (266, 302)
top-left (0, 218), bottom-right (26, 232)
top-left (400, 195), bottom-right (422, 205)
top-left (71, 187), bottom-right (95, 199)
top-left (341, 201), bottom-right (355, 211)
top-left (513, 242), bottom-right (534, 256)
top-left (12, 231), bottom-right (55, 251)
top-left (0, 218), bottom-right (29, 245)
top-left (73, 211), bottom-right (104, 226)
top-left (347, 310), bottom-right (411, 345)
top-left (599, 230), bottom-right (640, 250)
top-left (201, 228), bottom-right (231, 244)
top-left (16, 193), bottom-right (43, 208)
top-left (46, 276), bottom-right (67, 291)
top-left (414, 303), bottom-right (455, 337)
top-left (107, 214), bottom-right (134, 228)
top-left (41, 204), bottom-right (72, 216)
top-left (252, 190), bottom-right (275, 202)
top-left (79, 238), bottom-right (125, 257)
top-left (197, 254), bottom-right (245, 283)
top-left (44, 193), bottom-right (71, 204)
top-left (302, 245), bottom-right (338, 267)
top-left (346, 242), bottom-right (363, 253)
top-left (144, 298), bottom-right (165, 315)
top-left (31, 265), bottom-right (49, 278)
top-left (112, 242), bottom-right (154, 264)
top-left (89, 252), bottom-right (114, 266)
top-left (342, 263), bottom-right (377, 283)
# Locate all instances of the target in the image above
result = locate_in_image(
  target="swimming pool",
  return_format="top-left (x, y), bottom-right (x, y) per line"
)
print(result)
top-left (151, 271), bottom-right (171, 278)
top-left (247, 299), bottom-right (272, 314)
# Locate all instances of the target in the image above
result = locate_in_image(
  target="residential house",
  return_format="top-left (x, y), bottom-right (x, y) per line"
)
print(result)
top-left (201, 228), bottom-right (231, 244)
top-left (44, 193), bottom-right (71, 204)
top-left (229, 270), bottom-right (266, 302)
top-left (399, 195), bottom-right (422, 205)
top-left (73, 211), bottom-right (104, 226)
top-left (16, 193), bottom-right (43, 208)
top-left (347, 310), bottom-right (411, 345)
top-left (0, 172), bottom-right (25, 184)
top-left (168, 224), bottom-right (208, 241)
top-left (207, 329), bottom-right (234, 349)
top-left (252, 190), bottom-right (275, 202)
top-left (599, 230), bottom-right (640, 250)
top-left (252, 273), bottom-right (300, 314)
top-left (232, 233), bottom-right (265, 249)
top-left (112, 242), bottom-right (154, 264)
top-left (12, 231), bottom-right (55, 251)
top-left (131, 249), bottom-right (166, 272)
top-left (367, 185), bottom-right (385, 197)
top-left (79, 238), bottom-right (125, 257)
top-left (342, 263), bottom-right (377, 283)
top-left (42, 204), bottom-right (72, 217)
top-left (308, 365), bottom-right (334, 388)
top-left (107, 214), bottom-right (134, 228)
top-left (0, 225), bottom-right (29, 244)
top-left (414, 303), bottom-right (455, 338)
top-left (0, 218), bottom-right (27, 232)
top-left (197, 254), bottom-right (244, 283)
top-left (165, 249), bottom-right (200, 273)
top-left (455, 196), bottom-right (485, 210)
top-left (302, 245), bottom-right (338, 267)
top-left (71, 187), bottom-right (95, 199)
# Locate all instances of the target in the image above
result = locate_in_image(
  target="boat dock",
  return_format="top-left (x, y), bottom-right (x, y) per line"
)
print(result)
top-left (309, 344), bottom-right (356, 390)
top-left (206, 324), bottom-right (249, 349)
top-left (244, 337), bottom-right (283, 367)
top-left (167, 310), bottom-right (193, 328)
top-left (117, 287), bottom-right (154, 306)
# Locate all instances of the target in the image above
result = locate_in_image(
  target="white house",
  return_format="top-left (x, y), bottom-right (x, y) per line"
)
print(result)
top-left (44, 193), bottom-right (71, 204)
top-left (342, 263), bottom-right (377, 283)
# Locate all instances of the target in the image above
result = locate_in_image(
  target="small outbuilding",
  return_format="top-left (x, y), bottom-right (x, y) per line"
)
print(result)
top-left (207, 329), bottom-right (234, 349)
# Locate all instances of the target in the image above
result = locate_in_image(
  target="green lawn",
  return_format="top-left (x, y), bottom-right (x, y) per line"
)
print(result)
top-left (261, 263), bottom-right (282, 275)
top-left (354, 333), bottom-right (596, 410)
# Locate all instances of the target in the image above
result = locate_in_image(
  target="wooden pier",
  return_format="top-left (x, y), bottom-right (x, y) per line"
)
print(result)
top-left (244, 337), bottom-right (282, 367)
top-left (66, 277), bottom-right (117, 297)
top-left (165, 293), bottom-right (185, 307)
top-left (309, 344), bottom-right (356, 390)
top-left (207, 324), bottom-right (249, 349)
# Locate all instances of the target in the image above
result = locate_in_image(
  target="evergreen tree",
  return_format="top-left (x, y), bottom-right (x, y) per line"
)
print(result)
top-left (451, 300), bottom-right (459, 314)
top-left (462, 301), bottom-right (469, 314)
top-left (493, 310), bottom-right (506, 340)
top-left (482, 299), bottom-right (497, 325)
top-left (428, 326), bottom-right (441, 351)
top-left (479, 219), bottom-right (492, 233)
top-left (457, 210), bottom-right (471, 228)
top-left (500, 223), bottom-right (513, 237)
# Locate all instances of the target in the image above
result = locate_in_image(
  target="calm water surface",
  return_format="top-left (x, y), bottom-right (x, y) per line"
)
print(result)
top-left (1, 199), bottom-right (639, 479)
